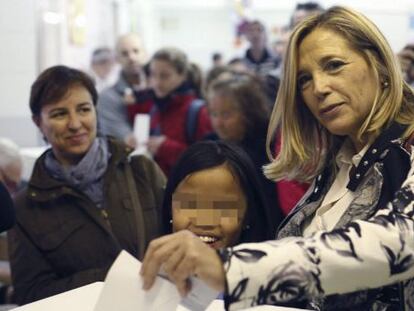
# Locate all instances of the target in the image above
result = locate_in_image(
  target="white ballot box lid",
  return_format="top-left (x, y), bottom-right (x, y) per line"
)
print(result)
top-left (11, 251), bottom-right (310, 311)
top-left (11, 282), bottom-right (103, 311)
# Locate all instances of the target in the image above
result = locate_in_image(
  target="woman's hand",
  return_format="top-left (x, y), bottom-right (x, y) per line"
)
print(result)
top-left (124, 133), bottom-right (137, 149)
top-left (147, 135), bottom-right (166, 155)
top-left (140, 230), bottom-right (226, 297)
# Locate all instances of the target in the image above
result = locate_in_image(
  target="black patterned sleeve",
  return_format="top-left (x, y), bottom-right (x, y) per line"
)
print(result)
top-left (222, 161), bottom-right (414, 310)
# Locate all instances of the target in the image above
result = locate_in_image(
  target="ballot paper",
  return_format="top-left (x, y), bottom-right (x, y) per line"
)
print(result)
top-left (133, 114), bottom-right (150, 154)
top-left (94, 250), bottom-right (182, 311)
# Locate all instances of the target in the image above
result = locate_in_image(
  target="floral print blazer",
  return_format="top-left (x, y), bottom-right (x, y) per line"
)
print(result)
top-left (221, 123), bottom-right (414, 311)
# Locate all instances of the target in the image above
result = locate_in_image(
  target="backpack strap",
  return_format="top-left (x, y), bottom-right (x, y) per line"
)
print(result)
top-left (186, 99), bottom-right (205, 144)
top-left (149, 105), bottom-right (161, 136)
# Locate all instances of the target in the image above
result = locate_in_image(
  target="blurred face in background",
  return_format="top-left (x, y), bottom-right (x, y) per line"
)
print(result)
top-left (116, 34), bottom-right (146, 75)
top-left (172, 164), bottom-right (247, 249)
top-left (149, 59), bottom-right (186, 98)
top-left (292, 9), bottom-right (322, 28)
top-left (244, 21), bottom-right (266, 49)
top-left (208, 93), bottom-right (246, 142)
top-left (33, 84), bottom-right (97, 167)
top-left (92, 59), bottom-right (115, 79)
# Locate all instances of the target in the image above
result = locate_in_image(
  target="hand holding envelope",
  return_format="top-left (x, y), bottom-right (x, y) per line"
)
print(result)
top-left (94, 251), bottom-right (182, 311)
top-left (140, 230), bottom-right (226, 297)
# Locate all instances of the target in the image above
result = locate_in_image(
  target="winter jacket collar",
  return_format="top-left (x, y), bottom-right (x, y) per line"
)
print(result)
top-left (278, 122), bottom-right (409, 237)
top-left (153, 82), bottom-right (195, 111)
top-left (27, 137), bottom-right (133, 202)
top-left (309, 122), bottom-right (407, 202)
top-left (245, 48), bottom-right (273, 64)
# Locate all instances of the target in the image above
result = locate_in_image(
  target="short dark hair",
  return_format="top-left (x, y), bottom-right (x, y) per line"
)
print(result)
top-left (91, 47), bottom-right (113, 64)
top-left (246, 20), bottom-right (265, 33)
top-left (204, 65), bottom-right (233, 96)
top-left (295, 1), bottom-right (324, 11)
top-left (162, 140), bottom-right (273, 244)
top-left (30, 65), bottom-right (98, 117)
top-left (212, 52), bottom-right (222, 62)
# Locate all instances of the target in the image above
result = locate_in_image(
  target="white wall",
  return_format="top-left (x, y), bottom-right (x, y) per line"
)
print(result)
top-left (138, 0), bottom-right (413, 70)
top-left (0, 0), bottom-right (130, 148)
top-left (0, 0), bottom-right (413, 148)
top-left (0, 0), bottom-right (38, 147)
top-left (38, 0), bottom-right (129, 72)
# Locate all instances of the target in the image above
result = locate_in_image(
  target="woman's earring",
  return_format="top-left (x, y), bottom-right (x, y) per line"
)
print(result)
top-left (382, 80), bottom-right (389, 89)
top-left (169, 219), bottom-right (173, 224)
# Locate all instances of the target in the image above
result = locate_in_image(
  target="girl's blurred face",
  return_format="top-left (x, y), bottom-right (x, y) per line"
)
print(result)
top-left (172, 164), bottom-right (247, 249)
top-left (149, 59), bottom-right (186, 98)
top-left (208, 94), bottom-right (246, 142)
top-left (33, 85), bottom-right (97, 166)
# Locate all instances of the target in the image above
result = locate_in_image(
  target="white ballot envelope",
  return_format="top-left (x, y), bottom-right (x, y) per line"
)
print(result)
top-left (94, 250), bottom-right (182, 311)
top-left (133, 114), bottom-right (150, 155)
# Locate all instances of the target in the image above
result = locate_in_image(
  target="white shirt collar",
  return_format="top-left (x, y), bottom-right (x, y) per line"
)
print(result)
top-left (335, 139), bottom-right (371, 168)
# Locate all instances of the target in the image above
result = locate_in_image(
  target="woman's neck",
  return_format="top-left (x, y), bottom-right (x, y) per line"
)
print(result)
top-left (349, 133), bottom-right (374, 153)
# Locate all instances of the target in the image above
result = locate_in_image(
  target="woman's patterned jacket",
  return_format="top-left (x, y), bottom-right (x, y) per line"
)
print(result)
top-left (220, 123), bottom-right (414, 311)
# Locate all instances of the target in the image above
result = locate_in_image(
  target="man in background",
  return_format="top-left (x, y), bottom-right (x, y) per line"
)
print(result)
top-left (89, 47), bottom-right (117, 93)
top-left (242, 20), bottom-right (280, 79)
top-left (97, 33), bottom-right (150, 146)
top-left (290, 1), bottom-right (324, 28)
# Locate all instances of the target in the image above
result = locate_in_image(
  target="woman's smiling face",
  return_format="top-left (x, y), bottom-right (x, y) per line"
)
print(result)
top-left (297, 27), bottom-right (380, 150)
top-left (172, 164), bottom-right (247, 249)
top-left (34, 84), bottom-right (97, 166)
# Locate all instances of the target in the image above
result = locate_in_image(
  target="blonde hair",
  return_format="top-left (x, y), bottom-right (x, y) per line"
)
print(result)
top-left (264, 6), bottom-right (414, 182)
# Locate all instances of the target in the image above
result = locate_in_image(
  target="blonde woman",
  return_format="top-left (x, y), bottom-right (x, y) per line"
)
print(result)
top-left (141, 6), bottom-right (414, 310)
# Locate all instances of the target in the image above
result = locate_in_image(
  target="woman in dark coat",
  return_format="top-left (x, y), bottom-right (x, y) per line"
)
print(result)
top-left (8, 66), bottom-right (165, 305)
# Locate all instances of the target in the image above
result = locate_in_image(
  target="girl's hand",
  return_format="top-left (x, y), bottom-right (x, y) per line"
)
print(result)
top-left (140, 230), bottom-right (226, 296)
top-left (147, 135), bottom-right (166, 155)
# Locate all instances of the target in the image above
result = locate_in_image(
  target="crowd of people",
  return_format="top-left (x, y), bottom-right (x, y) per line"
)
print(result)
top-left (1, 2), bottom-right (414, 311)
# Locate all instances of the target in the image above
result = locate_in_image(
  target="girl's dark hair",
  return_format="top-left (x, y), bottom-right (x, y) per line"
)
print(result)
top-left (30, 65), bottom-right (98, 117)
top-left (162, 140), bottom-right (273, 244)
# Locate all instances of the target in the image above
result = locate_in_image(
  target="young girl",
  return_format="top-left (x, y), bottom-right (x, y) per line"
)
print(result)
top-left (127, 48), bottom-right (212, 176)
top-left (161, 140), bottom-right (273, 248)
